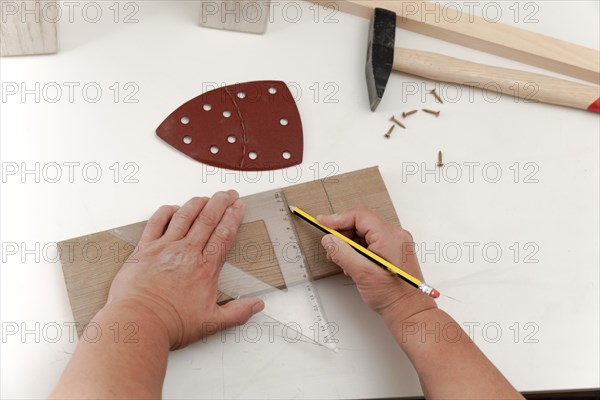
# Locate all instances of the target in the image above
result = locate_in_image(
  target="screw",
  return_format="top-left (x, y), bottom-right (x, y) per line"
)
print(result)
top-left (384, 125), bottom-right (395, 139)
top-left (422, 109), bottom-right (440, 117)
top-left (390, 116), bottom-right (406, 129)
top-left (437, 151), bottom-right (444, 167)
top-left (430, 89), bottom-right (444, 104)
top-left (402, 110), bottom-right (418, 118)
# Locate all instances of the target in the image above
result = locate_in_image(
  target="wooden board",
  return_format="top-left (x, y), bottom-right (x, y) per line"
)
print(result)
top-left (1, 0), bottom-right (58, 56)
top-left (59, 167), bottom-right (399, 336)
top-left (309, 0), bottom-right (600, 84)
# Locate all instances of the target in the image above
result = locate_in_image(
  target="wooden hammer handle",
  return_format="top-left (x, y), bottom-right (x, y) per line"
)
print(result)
top-left (393, 48), bottom-right (600, 112)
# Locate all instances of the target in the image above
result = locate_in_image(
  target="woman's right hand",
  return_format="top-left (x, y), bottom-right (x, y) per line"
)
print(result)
top-left (318, 207), bottom-right (437, 324)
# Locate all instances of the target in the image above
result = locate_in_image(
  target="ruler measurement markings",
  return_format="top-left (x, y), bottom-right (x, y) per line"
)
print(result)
top-left (278, 190), bottom-right (337, 348)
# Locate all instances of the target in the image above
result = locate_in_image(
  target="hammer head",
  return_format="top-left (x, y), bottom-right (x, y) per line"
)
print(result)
top-left (366, 8), bottom-right (396, 111)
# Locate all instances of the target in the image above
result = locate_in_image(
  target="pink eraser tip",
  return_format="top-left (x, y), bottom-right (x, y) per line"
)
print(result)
top-left (430, 289), bottom-right (440, 299)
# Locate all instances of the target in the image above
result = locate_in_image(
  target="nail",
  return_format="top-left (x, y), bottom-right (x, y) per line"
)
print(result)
top-left (389, 116), bottom-right (406, 129)
top-left (252, 300), bottom-right (265, 314)
top-left (437, 151), bottom-right (444, 167)
top-left (402, 110), bottom-right (418, 118)
top-left (226, 189), bottom-right (239, 198)
top-left (233, 199), bottom-right (245, 210)
top-left (430, 89), bottom-right (444, 104)
top-left (423, 109), bottom-right (440, 117)
top-left (384, 125), bottom-right (395, 138)
top-left (316, 213), bottom-right (334, 221)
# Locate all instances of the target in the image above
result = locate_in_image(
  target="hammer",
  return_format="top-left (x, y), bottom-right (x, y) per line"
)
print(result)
top-left (366, 8), bottom-right (600, 113)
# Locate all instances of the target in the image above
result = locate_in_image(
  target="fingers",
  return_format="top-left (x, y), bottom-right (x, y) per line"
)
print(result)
top-left (218, 298), bottom-right (265, 329)
top-left (186, 190), bottom-right (239, 247)
top-left (317, 207), bottom-right (392, 246)
top-left (162, 197), bottom-right (209, 241)
top-left (139, 205), bottom-right (180, 245)
top-left (321, 234), bottom-right (389, 281)
top-left (202, 199), bottom-right (245, 267)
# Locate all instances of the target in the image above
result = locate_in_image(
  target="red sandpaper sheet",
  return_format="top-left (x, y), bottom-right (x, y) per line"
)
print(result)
top-left (156, 81), bottom-right (303, 171)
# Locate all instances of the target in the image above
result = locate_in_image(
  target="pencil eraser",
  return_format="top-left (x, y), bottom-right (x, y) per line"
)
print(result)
top-left (430, 289), bottom-right (440, 299)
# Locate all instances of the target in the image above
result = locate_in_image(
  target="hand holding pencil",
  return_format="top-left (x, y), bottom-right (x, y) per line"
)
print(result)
top-left (292, 206), bottom-right (523, 399)
top-left (304, 206), bottom-right (439, 322)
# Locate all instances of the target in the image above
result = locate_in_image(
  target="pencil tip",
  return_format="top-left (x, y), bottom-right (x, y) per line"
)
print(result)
top-left (288, 205), bottom-right (296, 212)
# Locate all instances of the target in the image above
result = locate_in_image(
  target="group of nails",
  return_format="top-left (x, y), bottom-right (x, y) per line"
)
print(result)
top-left (385, 88), bottom-right (445, 168)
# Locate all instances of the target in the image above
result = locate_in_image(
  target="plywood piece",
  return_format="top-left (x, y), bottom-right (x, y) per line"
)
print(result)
top-left (323, 168), bottom-right (400, 228)
top-left (59, 167), bottom-right (399, 335)
top-left (309, 0), bottom-right (600, 84)
top-left (59, 232), bottom-right (134, 338)
top-left (199, 0), bottom-right (271, 34)
top-left (284, 167), bottom-right (401, 280)
top-left (1, 0), bottom-right (58, 56)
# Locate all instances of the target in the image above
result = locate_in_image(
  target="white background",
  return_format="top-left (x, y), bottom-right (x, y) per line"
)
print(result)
top-left (1, 1), bottom-right (599, 398)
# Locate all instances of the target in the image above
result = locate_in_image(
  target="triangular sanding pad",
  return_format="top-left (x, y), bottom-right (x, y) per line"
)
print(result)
top-left (156, 81), bottom-right (303, 171)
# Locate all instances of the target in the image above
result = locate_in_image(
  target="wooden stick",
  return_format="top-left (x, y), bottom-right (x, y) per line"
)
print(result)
top-left (394, 48), bottom-right (600, 112)
top-left (308, 0), bottom-right (600, 84)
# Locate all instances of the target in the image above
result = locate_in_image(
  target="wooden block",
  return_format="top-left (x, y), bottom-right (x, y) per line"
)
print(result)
top-left (1, 0), bottom-right (58, 56)
top-left (59, 167), bottom-right (398, 335)
top-left (309, 0), bottom-right (600, 84)
top-left (199, 0), bottom-right (271, 34)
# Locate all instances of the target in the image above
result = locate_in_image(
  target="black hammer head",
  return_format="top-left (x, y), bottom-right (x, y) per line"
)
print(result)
top-left (366, 8), bottom-right (396, 111)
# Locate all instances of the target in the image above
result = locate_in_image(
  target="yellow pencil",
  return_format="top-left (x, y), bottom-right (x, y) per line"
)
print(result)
top-left (289, 206), bottom-right (440, 299)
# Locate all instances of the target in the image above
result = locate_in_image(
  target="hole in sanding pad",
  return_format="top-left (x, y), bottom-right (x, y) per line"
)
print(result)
top-left (203, 104), bottom-right (212, 111)
top-left (268, 87), bottom-right (277, 94)
top-left (227, 136), bottom-right (237, 144)
top-left (237, 92), bottom-right (246, 99)
top-left (280, 118), bottom-right (288, 126)
top-left (249, 151), bottom-right (258, 160)
top-left (210, 146), bottom-right (219, 154)
top-left (181, 116), bottom-right (190, 124)
top-left (183, 136), bottom-right (192, 144)
top-left (282, 151), bottom-right (291, 160)
top-left (223, 110), bottom-right (232, 118)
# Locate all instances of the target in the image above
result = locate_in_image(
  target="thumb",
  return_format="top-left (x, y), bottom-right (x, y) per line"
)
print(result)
top-left (218, 297), bottom-right (265, 329)
top-left (322, 234), bottom-right (383, 280)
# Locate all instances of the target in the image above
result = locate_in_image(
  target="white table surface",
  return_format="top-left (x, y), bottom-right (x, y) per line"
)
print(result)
top-left (1, 1), bottom-right (599, 398)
